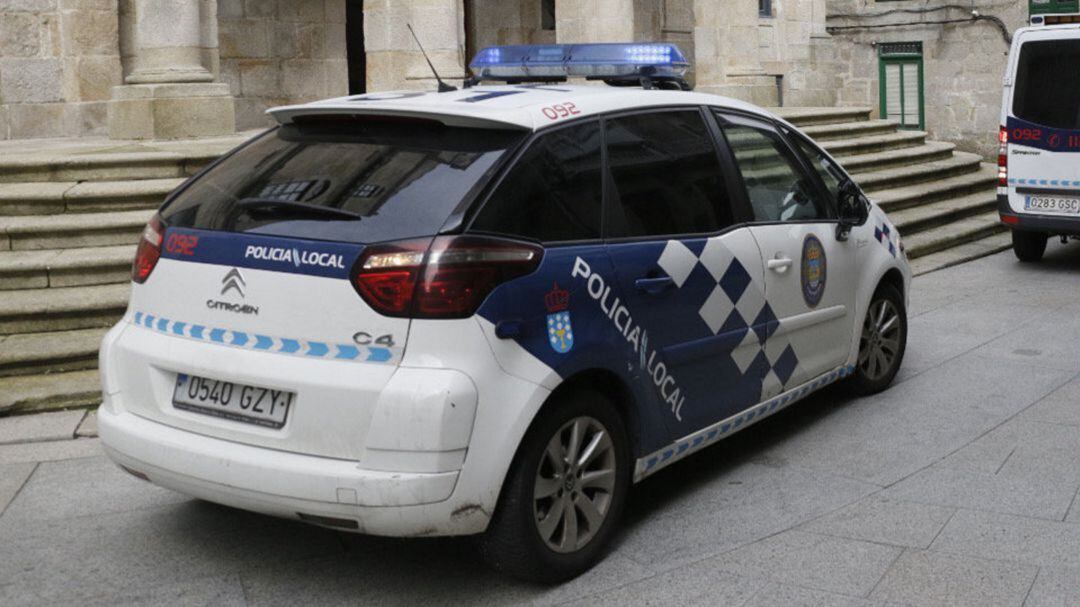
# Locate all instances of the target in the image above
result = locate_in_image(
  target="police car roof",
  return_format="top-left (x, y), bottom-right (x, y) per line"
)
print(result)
top-left (268, 84), bottom-right (770, 131)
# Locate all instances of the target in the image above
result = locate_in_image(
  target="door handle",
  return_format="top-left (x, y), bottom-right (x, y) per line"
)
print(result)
top-left (635, 276), bottom-right (674, 294)
top-left (767, 257), bottom-right (793, 272)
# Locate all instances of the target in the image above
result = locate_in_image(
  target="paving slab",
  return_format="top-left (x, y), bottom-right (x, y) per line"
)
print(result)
top-left (0, 437), bottom-right (100, 465)
top-left (0, 501), bottom-right (342, 605)
top-left (0, 456), bottom-right (189, 530)
top-left (699, 530), bottom-right (901, 598)
top-left (882, 464), bottom-right (1079, 522)
top-left (80, 573), bottom-right (247, 607)
top-left (799, 497), bottom-right (955, 549)
top-left (615, 458), bottom-right (878, 571)
top-left (931, 509), bottom-right (1080, 569)
top-left (1024, 565), bottom-right (1080, 607)
top-left (76, 410), bottom-right (98, 438)
top-left (0, 462), bottom-right (34, 515)
top-left (565, 560), bottom-right (762, 607)
top-left (870, 549), bottom-right (1037, 606)
top-left (0, 410), bottom-right (84, 445)
top-left (743, 582), bottom-right (885, 607)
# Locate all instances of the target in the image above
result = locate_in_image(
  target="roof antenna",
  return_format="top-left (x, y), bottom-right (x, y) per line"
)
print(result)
top-left (407, 23), bottom-right (457, 93)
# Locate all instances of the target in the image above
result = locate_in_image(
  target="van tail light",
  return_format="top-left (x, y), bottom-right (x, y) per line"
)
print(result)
top-left (352, 235), bottom-right (543, 319)
top-left (132, 214), bottom-right (165, 284)
top-left (998, 126), bottom-right (1009, 187)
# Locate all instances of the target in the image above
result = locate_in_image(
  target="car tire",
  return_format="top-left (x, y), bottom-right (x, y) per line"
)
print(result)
top-left (1012, 230), bottom-right (1047, 262)
top-left (478, 389), bottom-right (631, 583)
top-left (849, 282), bottom-right (907, 395)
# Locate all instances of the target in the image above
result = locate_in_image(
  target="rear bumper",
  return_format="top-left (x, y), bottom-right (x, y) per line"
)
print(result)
top-left (999, 194), bottom-right (1080, 235)
top-left (98, 404), bottom-right (489, 536)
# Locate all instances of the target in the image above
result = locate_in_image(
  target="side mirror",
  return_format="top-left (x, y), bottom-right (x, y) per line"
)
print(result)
top-left (836, 179), bottom-right (870, 242)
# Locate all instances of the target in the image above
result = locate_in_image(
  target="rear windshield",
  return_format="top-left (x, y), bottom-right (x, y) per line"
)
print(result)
top-left (161, 117), bottom-right (525, 244)
top-left (1013, 39), bottom-right (1080, 129)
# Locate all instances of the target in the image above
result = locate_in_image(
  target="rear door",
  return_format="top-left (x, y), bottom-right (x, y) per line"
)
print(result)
top-left (1004, 31), bottom-right (1080, 218)
top-left (600, 108), bottom-right (770, 436)
top-left (118, 118), bottom-right (525, 459)
top-left (716, 111), bottom-right (856, 396)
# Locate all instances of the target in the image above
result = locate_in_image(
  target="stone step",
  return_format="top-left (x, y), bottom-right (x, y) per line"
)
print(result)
top-left (0, 369), bottom-right (102, 414)
top-left (821, 130), bottom-right (927, 156)
top-left (888, 192), bottom-right (998, 236)
top-left (774, 106), bottom-right (873, 127)
top-left (0, 327), bottom-right (106, 378)
top-left (909, 232), bottom-right (1013, 276)
top-left (902, 211), bottom-right (1007, 259)
top-left (0, 178), bottom-right (182, 216)
top-left (800, 119), bottom-right (901, 142)
top-left (0, 209), bottom-right (151, 251)
top-left (854, 152), bottom-right (984, 193)
top-left (871, 164), bottom-right (998, 213)
top-left (0, 283), bottom-right (129, 334)
top-left (835, 141), bottom-right (956, 174)
top-left (0, 245), bottom-right (134, 290)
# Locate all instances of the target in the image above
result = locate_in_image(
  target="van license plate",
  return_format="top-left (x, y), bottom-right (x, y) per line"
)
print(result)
top-left (1025, 195), bottom-right (1080, 215)
top-left (173, 373), bottom-right (292, 429)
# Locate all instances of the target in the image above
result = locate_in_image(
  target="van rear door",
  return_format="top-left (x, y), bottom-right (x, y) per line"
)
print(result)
top-left (1003, 30), bottom-right (1080, 218)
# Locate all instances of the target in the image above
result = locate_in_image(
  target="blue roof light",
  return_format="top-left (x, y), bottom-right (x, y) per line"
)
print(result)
top-left (468, 43), bottom-right (689, 83)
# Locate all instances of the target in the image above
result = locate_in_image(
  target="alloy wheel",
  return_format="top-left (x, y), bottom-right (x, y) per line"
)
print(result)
top-left (532, 416), bottom-right (617, 553)
top-left (859, 298), bottom-right (902, 382)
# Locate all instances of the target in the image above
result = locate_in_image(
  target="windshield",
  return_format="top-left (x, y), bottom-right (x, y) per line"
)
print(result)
top-left (1013, 39), bottom-right (1080, 130)
top-left (161, 117), bottom-right (525, 244)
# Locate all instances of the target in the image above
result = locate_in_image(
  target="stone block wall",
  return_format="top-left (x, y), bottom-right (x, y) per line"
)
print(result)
top-left (827, 0), bottom-right (1028, 158)
top-left (217, 0), bottom-right (348, 130)
top-left (0, 0), bottom-right (123, 140)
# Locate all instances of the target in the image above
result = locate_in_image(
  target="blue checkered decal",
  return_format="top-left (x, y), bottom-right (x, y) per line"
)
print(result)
top-left (130, 311), bottom-right (394, 363)
top-left (634, 364), bottom-right (855, 480)
top-left (874, 223), bottom-right (897, 258)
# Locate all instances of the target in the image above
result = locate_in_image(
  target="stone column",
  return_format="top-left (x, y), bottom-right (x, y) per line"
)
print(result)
top-left (555, 0), bottom-right (635, 43)
top-left (694, 0), bottom-right (775, 104)
top-left (364, 0), bottom-right (467, 92)
top-left (108, 0), bottom-right (235, 139)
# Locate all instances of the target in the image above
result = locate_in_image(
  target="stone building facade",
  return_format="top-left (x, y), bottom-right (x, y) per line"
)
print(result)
top-left (0, 0), bottom-right (1034, 157)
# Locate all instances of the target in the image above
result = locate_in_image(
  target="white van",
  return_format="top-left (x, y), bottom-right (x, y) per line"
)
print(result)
top-left (999, 23), bottom-right (1080, 261)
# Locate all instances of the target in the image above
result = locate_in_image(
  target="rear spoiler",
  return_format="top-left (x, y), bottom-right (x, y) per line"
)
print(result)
top-left (268, 104), bottom-right (529, 131)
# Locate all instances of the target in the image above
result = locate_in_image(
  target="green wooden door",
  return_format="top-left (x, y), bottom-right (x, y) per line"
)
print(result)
top-left (879, 54), bottom-right (924, 131)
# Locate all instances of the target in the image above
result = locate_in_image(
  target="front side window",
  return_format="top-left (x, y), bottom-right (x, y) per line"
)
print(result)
top-left (1013, 39), bottom-right (1080, 129)
top-left (720, 117), bottom-right (828, 222)
top-left (792, 134), bottom-right (845, 207)
top-left (605, 110), bottom-right (733, 238)
top-left (471, 121), bottom-right (602, 242)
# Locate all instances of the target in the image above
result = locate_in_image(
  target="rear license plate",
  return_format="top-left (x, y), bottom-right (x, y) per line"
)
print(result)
top-left (1024, 194), bottom-right (1080, 215)
top-left (173, 373), bottom-right (293, 429)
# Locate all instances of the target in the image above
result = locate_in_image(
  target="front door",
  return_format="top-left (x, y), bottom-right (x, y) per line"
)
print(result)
top-left (716, 112), bottom-right (856, 399)
top-left (600, 108), bottom-right (769, 435)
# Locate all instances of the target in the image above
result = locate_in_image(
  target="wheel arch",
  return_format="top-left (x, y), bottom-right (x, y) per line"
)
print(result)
top-left (876, 266), bottom-right (906, 302)
top-left (545, 368), bottom-right (642, 459)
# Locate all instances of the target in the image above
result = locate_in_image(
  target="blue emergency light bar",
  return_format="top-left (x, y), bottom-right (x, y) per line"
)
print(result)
top-left (467, 43), bottom-right (691, 89)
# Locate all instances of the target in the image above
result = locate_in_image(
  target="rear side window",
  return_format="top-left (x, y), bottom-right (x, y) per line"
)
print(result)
top-left (1013, 39), bottom-right (1080, 129)
top-left (605, 110), bottom-right (733, 238)
top-left (161, 117), bottom-right (525, 244)
top-left (470, 121), bottom-right (602, 242)
top-left (720, 118), bottom-right (828, 222)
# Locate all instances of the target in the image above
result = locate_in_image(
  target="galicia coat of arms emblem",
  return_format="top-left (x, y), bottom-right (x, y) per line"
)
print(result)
top-left (545, 282), bottom-right (574, 354)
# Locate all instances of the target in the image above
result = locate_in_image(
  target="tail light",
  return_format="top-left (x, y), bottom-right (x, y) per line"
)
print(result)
top-left (352, 235), bottom-right (543, 319)
top-left (998, 126), bottom-right (1008, 187)
top-left (132, 214), bottom-right (164, 284)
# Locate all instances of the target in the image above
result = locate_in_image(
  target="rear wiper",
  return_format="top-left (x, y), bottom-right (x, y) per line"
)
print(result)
top-left (236, 198), bottom-right (362, 220)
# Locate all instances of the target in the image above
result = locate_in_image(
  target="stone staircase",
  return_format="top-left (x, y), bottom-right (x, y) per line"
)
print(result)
top-left (0, 112), bottom-right (1005, 416)
top-left (0, 135), bottom-right (248, 414)
top-left (776, 107), bottom-right (1008, 271)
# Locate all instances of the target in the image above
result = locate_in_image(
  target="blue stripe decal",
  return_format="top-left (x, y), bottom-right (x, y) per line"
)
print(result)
top-left (128, 311), bottom-right (398, 364)
top-left (634, 364), bottom-right (856, 481)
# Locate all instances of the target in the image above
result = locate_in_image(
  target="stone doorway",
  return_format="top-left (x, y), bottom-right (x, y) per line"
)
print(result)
top-left (347, 0), bottom-right (366, 94)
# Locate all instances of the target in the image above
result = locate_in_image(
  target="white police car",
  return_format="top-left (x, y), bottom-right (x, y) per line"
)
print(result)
top-left (98, 43), bottom-right (910, 582)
